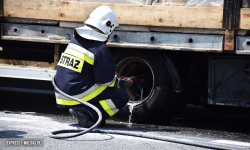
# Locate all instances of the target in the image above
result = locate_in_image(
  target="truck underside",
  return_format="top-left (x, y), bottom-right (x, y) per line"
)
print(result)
top-left (1, 0), bottom-right (250, 123)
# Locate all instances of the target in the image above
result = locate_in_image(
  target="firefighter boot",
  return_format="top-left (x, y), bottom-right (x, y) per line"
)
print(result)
top-left (69, 106), bottom-right (95, 128)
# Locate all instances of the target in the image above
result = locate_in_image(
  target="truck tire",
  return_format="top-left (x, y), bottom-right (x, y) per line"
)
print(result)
top-left (112, 50), bottom-right (178, 123)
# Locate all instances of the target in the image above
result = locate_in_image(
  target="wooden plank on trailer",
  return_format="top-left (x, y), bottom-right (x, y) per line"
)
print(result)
top-left (240, 8), bottom-right (250, 29)
top-left (3, 0), bottom-right (223, 29)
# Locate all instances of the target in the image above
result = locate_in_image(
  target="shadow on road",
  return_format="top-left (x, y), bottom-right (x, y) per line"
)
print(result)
top-left (0, 130), bottom-right (27, 138)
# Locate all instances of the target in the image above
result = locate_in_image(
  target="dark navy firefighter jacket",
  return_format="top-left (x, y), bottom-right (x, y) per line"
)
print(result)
top-left (54, 32), bottom-right (117, 109)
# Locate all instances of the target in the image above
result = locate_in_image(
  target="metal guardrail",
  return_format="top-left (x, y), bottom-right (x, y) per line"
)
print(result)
top-left (0, 66), bottom-right (56, 81)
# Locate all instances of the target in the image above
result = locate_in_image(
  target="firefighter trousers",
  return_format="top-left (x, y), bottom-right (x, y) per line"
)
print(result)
top-left (71, 87), bottom-right (129, 121)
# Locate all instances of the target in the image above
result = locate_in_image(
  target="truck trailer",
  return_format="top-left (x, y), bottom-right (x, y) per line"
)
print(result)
top-left (0, 0), bottom-right (250, 123)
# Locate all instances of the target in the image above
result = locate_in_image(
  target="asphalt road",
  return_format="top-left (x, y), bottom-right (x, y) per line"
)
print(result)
top-left (1, 92), bottom-right (250, 150)
top-left (0, 112), bottom-right (214, 150)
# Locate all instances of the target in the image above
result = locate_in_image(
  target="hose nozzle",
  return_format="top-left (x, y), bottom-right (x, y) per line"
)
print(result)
top-left (116, 76), bottom-right (137, 87)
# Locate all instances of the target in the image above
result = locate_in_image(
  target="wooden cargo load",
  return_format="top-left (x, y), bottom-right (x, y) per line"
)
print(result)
top-left (3, 0), bottom-right (223, 29)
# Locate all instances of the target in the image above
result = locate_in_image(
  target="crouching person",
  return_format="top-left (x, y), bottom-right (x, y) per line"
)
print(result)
top-left (54, 6), bottom-right (129, 127)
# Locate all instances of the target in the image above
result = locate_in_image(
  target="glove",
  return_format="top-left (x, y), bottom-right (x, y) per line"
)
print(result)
top-left (116, 76), bottom-right (137, 87)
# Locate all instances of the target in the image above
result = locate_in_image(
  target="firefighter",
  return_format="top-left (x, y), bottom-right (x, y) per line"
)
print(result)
top-left (54, 6), bottom-right (129, 127)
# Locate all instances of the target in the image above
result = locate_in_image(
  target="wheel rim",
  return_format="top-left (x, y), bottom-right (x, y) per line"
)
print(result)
top-left (117, 57), bottom-right (154, 106)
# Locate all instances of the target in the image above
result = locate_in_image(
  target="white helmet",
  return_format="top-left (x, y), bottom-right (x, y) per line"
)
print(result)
top-left (75, 6), bottom-right (119, 42)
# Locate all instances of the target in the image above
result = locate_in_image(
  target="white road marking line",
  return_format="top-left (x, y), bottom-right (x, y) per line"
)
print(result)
top-left (212, 140), bottom-right (250, 147)
top-left (0, 117), bottom-right (35, 122)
